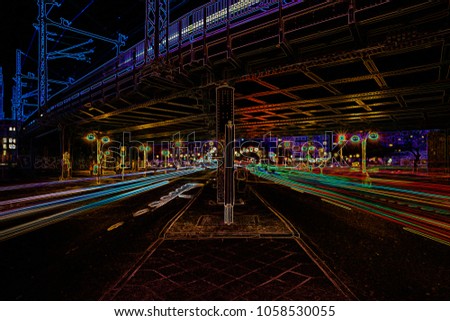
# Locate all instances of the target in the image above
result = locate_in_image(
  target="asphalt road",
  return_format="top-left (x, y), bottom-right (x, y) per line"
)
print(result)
top-left (0, 168), bottom-right (449, 300)
top-left (252, 181), bottom-right (450, 300)
top-left (0, 169), bottom-right (212, 300)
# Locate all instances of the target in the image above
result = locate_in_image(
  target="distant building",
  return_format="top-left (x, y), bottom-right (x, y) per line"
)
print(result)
top-left (0, 67), bottom-right (20, 168)
top-left (428, 131), bottom-right (450, 172)
top-left (0, 121), bottom-right (18, 167)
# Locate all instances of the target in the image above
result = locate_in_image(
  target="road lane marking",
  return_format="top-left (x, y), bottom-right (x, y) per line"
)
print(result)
top-left (107, 222), bottom-right (125, 231)
top-left (133, 208), bottom-right (150, 217)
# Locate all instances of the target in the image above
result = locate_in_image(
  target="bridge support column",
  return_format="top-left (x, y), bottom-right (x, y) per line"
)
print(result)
top-left (224, 121), bottom-right (235, 225)
top-left (216, 85), bottom-right (235, 224)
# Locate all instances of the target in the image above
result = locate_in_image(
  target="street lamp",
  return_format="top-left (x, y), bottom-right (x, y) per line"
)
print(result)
top-left (86, 132), bottom-right (110, 183)
top-left (162, 149), bottom-right (169, 168)
top-left (338, 133), bottom-right (347, 166)
top-left (351, 131), bottom-right (379, 174)
top-left (139, 144), bottom-right (151, 175)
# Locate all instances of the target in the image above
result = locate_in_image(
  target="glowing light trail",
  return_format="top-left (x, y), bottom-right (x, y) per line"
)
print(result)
top-left (0, 169), bottom-right (202, 222)
top-left (0, 181), bottom-right (169, 242)
top-left (271, 168), bottom-right (450, 215)
top-left (0, 168), bottom-right (177, 193)
top-left (249, 165), bottom-right (450, 246)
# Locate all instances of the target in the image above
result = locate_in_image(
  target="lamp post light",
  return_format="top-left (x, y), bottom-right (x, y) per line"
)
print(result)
top-left (162, 149), bottom-right (169, 168)
top-left (120, 146), bottom-right (126, 180)
top-left (337, 133), bottom-right (347, 165)
top-left (86, 132), bottom-right (110, 183)
top-left (351, 132), bottom-right (379, 174)
top-left (139, 144), bottom-right (151, 176)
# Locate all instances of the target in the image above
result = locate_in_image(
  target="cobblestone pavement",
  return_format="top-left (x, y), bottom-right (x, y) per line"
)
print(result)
top-left (102, 238), bottom-right (350, 300)
top-left (102, 183), bottom-right (353, 301)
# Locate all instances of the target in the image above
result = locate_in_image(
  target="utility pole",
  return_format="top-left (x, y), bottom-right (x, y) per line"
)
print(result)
top-left (37, 0), bottom-right (48, 113)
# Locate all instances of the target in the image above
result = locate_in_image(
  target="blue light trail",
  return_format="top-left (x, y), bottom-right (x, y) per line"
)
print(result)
top-left (0, 168), bottom-right (203, 241)
top-left (249, 165), bottom-right (450, 246)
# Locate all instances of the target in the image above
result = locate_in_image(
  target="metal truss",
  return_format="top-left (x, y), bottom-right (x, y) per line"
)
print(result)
top-left (12, 50), bottom-right (39, 122)
top-left (146, 0), bottom-right (169, 61)
top-left (22, 0), bottom-right (450, 141)
top-left (13, 0), bottom-right (128, 122)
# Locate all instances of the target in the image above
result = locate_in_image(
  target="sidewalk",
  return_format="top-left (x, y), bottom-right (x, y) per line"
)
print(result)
top-left (101, 183), bottom-right (354, 301)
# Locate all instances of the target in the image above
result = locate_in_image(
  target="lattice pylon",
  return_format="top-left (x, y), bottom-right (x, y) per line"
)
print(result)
top-left (146, 0), bottom-right (169, 62)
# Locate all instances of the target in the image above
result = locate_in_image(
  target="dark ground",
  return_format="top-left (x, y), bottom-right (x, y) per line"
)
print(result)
top-left (252, 182), bottom-right (450, 300)
top-left (0, 170), bottom-right (449, 300)
top-left (0, 175), bottom-right (199, 300)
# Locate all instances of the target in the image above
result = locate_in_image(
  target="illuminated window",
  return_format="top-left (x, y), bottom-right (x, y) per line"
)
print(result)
top-left (8, 138), bottom-right (12, 143)
top-left (9, 127), bottom-right (12, 131)
top-left (2, 151), bottom-right (6, 156)
top-left (3, 144), bottom-right (7, 149)
top-left (2, 138), bottom-right (6, 143)
top-left (12, 139), bottom-right (16, 143)
top-left (9, 144), bottom-right (16, 150)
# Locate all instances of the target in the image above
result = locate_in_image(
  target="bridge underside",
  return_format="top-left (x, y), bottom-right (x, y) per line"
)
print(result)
top-left (27, 0), bottom-right (450, 141)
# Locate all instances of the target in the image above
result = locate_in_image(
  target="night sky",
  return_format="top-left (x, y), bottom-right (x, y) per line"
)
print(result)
top-left (1, 2), bottom-right (36, 116)
top-left (0, 0), bottom-right (203, 117)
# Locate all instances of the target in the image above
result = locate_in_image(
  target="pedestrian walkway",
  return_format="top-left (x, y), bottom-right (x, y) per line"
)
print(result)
top-left (101, 183), bottom-right (354, 301)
